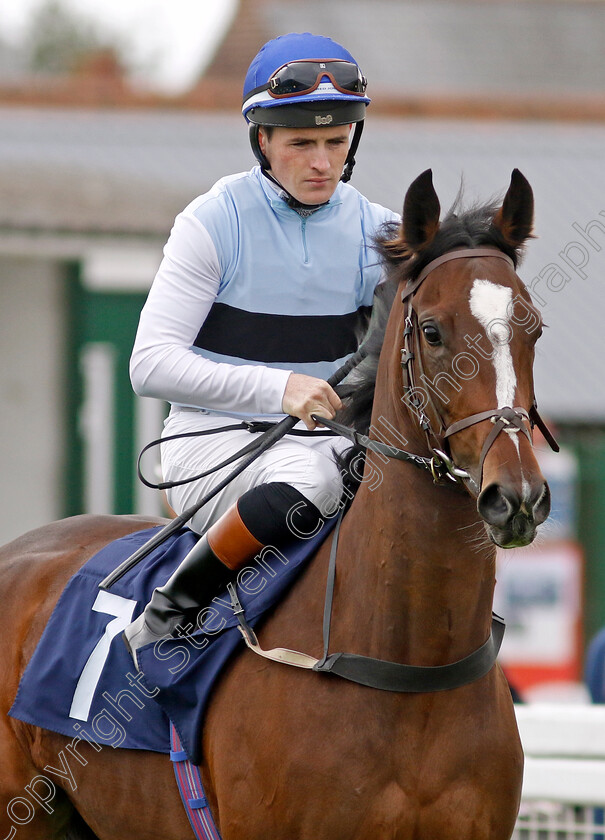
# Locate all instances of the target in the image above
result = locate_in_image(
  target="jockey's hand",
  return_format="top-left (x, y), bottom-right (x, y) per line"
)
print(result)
top-left (282, 373), bottom-right (342, 431)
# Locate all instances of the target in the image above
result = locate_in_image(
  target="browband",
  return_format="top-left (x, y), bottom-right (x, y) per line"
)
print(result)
top-left (402, 248), bottom-right (515, 302)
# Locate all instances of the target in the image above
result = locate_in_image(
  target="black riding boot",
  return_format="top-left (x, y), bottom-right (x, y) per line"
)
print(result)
top-left (123, 482), bottom-right (324, 670)
top-left (123, 534), bottom-right (232, 668)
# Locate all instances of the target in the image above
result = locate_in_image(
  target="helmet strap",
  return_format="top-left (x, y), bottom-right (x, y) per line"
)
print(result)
top-left (261, 168), bottom-right (327, 212)
top-left (340, 120), bottom-right (364, 183)
top-left (249, 120), bottom-right (364, 210)
top-left (249, 124), bottom-right (271, 170)
top-left (250, 124), bottom-right (325, 211)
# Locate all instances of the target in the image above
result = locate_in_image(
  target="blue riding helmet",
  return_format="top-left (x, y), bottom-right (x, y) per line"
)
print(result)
top-left (242, 33), bottom-right (370, 185)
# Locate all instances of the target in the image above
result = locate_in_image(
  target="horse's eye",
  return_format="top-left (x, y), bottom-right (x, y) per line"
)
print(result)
top-left (422, 324), bottom-right (442, 346)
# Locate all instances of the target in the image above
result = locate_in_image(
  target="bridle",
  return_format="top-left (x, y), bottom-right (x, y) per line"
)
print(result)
top-left (228, 246), bottom-right (559, 691)
top-left (318, 246), bottom-right (559, 495)
top-left (399, 247), bottom-right (558, 493)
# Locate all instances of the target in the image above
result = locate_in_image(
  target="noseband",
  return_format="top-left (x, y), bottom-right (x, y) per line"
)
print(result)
top-left (399, 248), bottom-right (558, 493)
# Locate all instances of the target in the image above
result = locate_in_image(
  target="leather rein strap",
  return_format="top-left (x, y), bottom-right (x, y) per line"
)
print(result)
top-left (228, 512), bottom-right (505, 693)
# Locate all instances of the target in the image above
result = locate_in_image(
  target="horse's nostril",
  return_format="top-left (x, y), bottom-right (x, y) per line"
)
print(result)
top-left (477, 484), bottom-right (515, 527)
top-left (532, 481), bottom-right (551, 525)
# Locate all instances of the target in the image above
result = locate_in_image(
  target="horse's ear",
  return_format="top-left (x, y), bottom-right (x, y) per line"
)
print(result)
top-left (492, 169), bottom-right (534, 249)
top-left (402, 169), bottom-right (441, 252)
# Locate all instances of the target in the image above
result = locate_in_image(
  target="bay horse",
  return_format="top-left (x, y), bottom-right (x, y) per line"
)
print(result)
top-left (0, 168), bottom-right (551, 840)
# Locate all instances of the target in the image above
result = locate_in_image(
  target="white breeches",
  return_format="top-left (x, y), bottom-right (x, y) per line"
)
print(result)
top-left (161, 409), bottom-right (350, 535)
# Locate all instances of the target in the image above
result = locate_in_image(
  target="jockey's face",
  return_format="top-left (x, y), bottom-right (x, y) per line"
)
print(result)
top-left (259, 124), bottom-right (351, 205)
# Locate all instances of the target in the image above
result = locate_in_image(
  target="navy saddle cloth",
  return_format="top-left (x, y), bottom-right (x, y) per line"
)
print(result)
top-left (10, 520), bottom-right (335, 764)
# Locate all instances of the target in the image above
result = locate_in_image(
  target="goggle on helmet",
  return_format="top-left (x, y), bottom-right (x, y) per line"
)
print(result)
top-left (242, 33), bottom-right (370, 183)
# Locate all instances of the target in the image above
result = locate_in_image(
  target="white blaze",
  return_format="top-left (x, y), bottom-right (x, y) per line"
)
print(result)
top-left (470, 278), bottom-right (530, 498)
top-left (469, 279), bottom-right (516, 409)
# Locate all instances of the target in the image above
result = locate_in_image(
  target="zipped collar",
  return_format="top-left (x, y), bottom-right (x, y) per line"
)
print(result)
top-left (255, 166), bottom-right (343, 217)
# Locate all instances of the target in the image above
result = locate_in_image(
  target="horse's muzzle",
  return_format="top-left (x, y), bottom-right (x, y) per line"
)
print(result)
top-left (477, 480), bottom-right (551, 548)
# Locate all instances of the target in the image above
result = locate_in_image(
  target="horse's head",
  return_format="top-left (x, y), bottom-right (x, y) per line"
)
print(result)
top-left (379, 169), bottom-right (555, 548)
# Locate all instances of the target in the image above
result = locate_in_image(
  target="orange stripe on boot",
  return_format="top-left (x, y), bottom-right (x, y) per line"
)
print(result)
top-left (206, 504), bottom-right (264, 571)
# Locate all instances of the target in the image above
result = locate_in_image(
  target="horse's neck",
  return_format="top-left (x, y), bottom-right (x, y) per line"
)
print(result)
top-left (332, 321), bottom-right (497, 666)
top-left (336, 463), bottom-right (495, 664)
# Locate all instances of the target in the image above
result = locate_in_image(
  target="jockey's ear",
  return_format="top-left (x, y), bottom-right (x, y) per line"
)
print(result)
top-left (401, 169), bottom-right (441, 253)
top-left (258, 127), bottom-right (268, 155)
top-left (492, 169), bottom-right (534, 250)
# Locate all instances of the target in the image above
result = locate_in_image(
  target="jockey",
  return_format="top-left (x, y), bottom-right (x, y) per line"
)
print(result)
top-left (123, 32), bottom-right (398, 666)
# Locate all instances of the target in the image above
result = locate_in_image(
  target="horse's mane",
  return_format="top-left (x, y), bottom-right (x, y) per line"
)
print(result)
top-left (337, 192), bottom-right (520, 438)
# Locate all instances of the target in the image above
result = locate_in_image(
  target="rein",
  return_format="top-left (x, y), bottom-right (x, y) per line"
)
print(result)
top-left (310, 413), bottom-right (471, 485)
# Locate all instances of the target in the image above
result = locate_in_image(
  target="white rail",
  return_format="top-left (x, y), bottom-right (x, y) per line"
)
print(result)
top-left (514, 704), bottom-right (605, 838)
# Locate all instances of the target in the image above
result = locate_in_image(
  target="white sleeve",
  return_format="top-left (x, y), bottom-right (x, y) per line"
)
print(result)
top-left (130, 211), bottom-right (292, 414)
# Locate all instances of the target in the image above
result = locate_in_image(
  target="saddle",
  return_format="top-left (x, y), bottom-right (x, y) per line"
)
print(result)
top-left (9, 521), bottom-right (335, 763)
